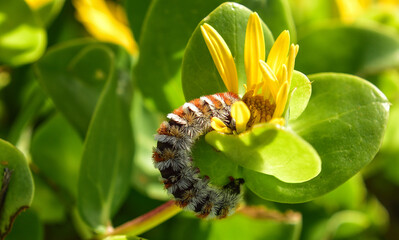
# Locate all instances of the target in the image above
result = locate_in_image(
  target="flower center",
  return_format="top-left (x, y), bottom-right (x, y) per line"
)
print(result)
top-left (242, 92), bottom-right (276, 127)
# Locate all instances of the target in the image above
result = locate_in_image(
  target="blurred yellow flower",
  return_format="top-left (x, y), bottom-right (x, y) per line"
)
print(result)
top-left (73, 0), bottom-right (138, 56)
top-left (201, 13), bottom-right (299, 134)
top-left (25, 0), bottom-right (52, 9)
top-left (336, 0), bottom-right (399, 23)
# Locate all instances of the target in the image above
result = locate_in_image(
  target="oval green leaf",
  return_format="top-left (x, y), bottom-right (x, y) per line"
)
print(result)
top-left (77, 50), bottom-right (134, 231)
top-left (0, 139), bottom-right (34, 239)
top-left (0, 0), bottom-right (46, 66)
top-left (181, 2), bottom-right (274, 100)
top-left (243, 73), bottom-right (389, 203)
top-left (296, 23), bottom-right (399, 76)
top-left (206, 123), bottom-right (321, 183)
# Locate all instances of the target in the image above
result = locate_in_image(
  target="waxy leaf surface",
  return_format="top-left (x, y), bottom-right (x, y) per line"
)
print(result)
top-left (244, 73), bottom-right (389, 202)
top-left (206, 123), bottom-right (321, 183)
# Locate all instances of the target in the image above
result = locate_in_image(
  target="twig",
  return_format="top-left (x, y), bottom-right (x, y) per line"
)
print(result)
top-left (104, 200), bottom-right (182, 238)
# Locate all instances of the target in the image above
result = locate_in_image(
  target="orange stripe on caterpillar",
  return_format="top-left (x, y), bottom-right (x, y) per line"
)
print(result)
top-left (153, 92), bottom-right (244, 219)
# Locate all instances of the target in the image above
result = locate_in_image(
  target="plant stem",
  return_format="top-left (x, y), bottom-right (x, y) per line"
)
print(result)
top-left (105, 200), bottom-right (182, 237)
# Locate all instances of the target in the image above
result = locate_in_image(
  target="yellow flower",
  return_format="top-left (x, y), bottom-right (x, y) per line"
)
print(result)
top-left (200, 12), bottom-right (299, 134)
top-left (25, 0), bottom-right (52, 9)
top-left (336, 0), bottom-right (399, 23)
top-left (73, 0), bottom-right (138, 56)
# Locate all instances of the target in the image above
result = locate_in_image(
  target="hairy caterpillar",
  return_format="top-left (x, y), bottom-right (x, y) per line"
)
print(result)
top-left (153, 92), bottom-right (245, 219)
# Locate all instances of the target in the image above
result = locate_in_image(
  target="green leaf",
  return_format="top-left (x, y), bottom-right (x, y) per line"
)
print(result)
top-left (243, 0), bottom-right (297, 42)
top-left (181, 2), bottom-right (274, 100)
top-left (206, 209), bottom-right (301, 240)
top-left (104, 236), bottom-right (146, 240)
top-left (77, 51), bottom-right (134, 231)
top-left (7, 83), bottom-right (47, 145)
top-left (206, 123), bottom-right (321, 183)
top-left (130, 90), bottom-right (168, 200)
top-left (0, 0), bottom-right (46, 66)
top-left (5, 209), bottom-right (43, 240)
top-left (296, 23), bottom-right (399, 76)
top-left (135, 0), bottom-right (228, 113)
top-left (124, 0), bottom-right (152, 41)
top-left (32, 0), bottom-right (65, 26)
top-left (30, 175), bottom-right (66, 223)
top-left (30, 114), bottom-right (83, 198)
top-left (243, 73), bottom-right (389, 203)
top-left (192, 138), bottom-right (241, 186)
top-left (35, 40), bottom-right (110, 135)
top-left (289, 71), bottom-right (311, 120)
top-left (0, 139), bottom-right (34, 239)
top-left (35, 40), bottom-right (132, 136)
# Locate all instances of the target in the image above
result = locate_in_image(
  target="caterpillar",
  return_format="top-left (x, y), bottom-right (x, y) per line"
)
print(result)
top-left (153, 92), bottom-right (245, 219)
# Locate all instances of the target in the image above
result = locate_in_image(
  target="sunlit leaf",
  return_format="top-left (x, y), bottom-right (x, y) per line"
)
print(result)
top-left (244, 73), bottom-right (389, 202)
top-left (206, 123), bottom-right (321, 183)
top-left (0, 0), bottom-right (46, 66)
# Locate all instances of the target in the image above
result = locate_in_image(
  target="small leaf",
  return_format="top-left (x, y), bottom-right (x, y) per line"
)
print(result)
top-left (77, 53), bottom-right (134, 231)
top-left (289, 71), bottom-right (311, 120)
top-left (0, 0), bottom-right (46, 66)
top-left (182, 2), bottom-right (274, 100)
top-left (0, 139), bottom-right (34, 239)
top-left (206, 123), bottom-right (321, 183)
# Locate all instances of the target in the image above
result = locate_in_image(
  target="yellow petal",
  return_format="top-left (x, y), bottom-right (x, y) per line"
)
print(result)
top-left (25, 0), bottom-right (52, 9)
top-left (273, 79), bottom-right (289, 118)
top-left (259, 60), bottom-right (279, 102)
top-left (211, 117), bottom-right (232, 134)
top-left (200, 24), bottom-right (238, 93)
top-left (231, 101), bottom-right (251, 134)
top-left (73, 0), bottom-right (138, 55)
top-left (245, 12), bottom-right (265, 91)
top-left (266, 30), bottom-right (290, 75)
top-left (286, 44), bottom-right (299, 87)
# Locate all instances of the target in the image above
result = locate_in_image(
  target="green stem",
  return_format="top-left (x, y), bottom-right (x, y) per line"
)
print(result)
top-left (104, 200), bottom-right (182, 237)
